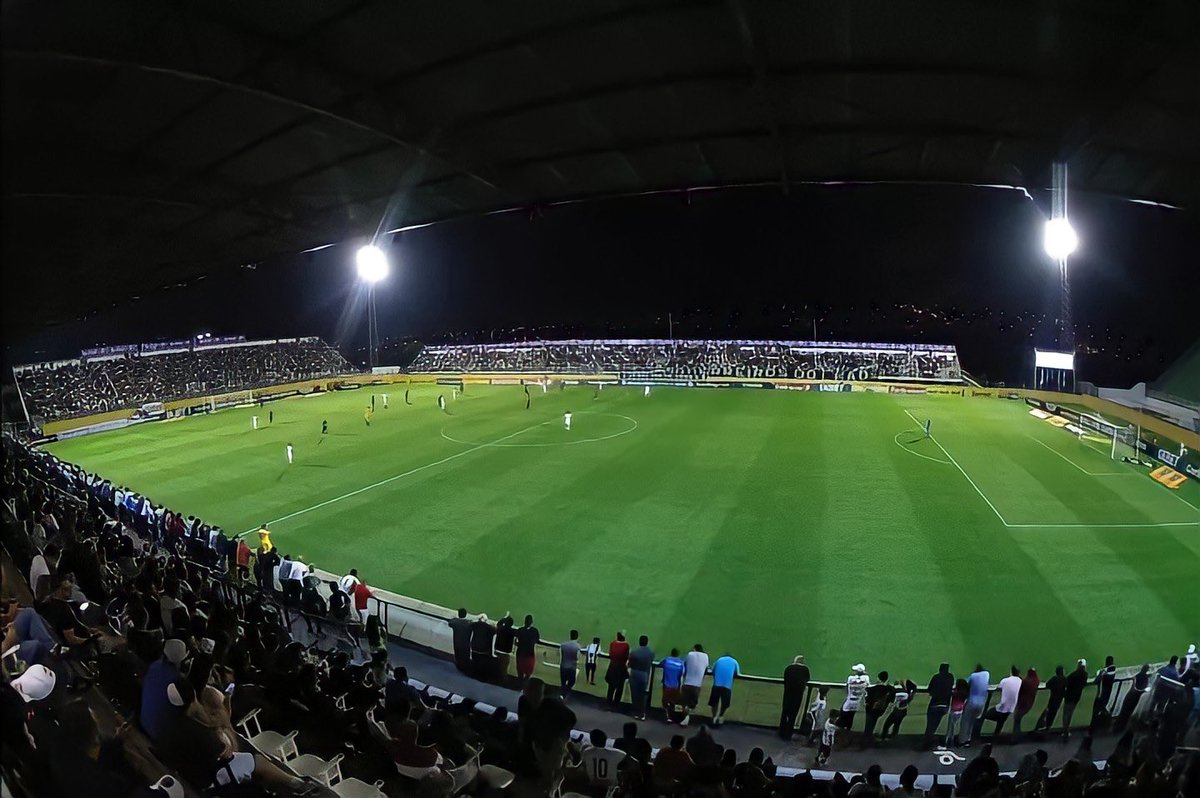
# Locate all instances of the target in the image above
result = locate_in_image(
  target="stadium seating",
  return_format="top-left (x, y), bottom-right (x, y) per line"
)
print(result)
top-left (407, 339), bottom-right (964, 383)
top-left (14, 337), bottom-right (352, 421)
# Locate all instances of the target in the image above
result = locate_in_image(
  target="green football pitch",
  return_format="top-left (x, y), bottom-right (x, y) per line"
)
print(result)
top-left (46, 384), bottom-right (1200, 680)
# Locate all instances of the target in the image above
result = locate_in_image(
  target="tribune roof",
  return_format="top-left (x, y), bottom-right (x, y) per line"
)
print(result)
top-left (3, 0), bottom-right (1198, 331)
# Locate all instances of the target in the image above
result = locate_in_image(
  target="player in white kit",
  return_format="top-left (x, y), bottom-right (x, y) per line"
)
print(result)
top-left (564, 411), bottom-right (572, 431)
top-left (644, 385), bottom-right (651, 397)
top-left (286, 443), bottom-right (294, 464)
top-left (252, 415), bottom-right (259, 430)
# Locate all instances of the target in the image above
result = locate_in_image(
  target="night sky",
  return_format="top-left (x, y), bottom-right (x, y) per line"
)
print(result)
top-left (6, 184), bottom-right (1197, 388)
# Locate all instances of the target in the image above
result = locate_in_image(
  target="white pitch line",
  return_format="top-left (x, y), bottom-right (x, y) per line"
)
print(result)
top-left (892, 431), bottom-right (951, 465)
top-left (239, 419), bottom-right (549, 536)
top-left (1027, 436), bottom-right (1130, 477)
top-left (1006, 521), bottom-right (1199, 529)
top-left (903, 409), bottom-right (1010, 525)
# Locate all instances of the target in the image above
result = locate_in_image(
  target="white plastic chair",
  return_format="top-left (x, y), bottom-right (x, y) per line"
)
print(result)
top-left (236, 707), bottom-right (299, 761)
top-left (290, 752), bottom-right (344, 786)
top-left (448, 746), bottom-right (480, 793)
top-left (332, 777), bottom-right (386, 798)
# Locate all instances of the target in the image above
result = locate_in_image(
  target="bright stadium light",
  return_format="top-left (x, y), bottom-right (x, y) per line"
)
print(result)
top-left (1043, 217), bottom-right (1078, 260)
top-left (356, 244), bottom-right (389, 283)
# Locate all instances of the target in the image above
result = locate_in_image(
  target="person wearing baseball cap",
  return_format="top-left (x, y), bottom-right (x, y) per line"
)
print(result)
top-left (140, 639), bottom-right (189, 741)
top-left (1, 664), bottom-right (56, 756)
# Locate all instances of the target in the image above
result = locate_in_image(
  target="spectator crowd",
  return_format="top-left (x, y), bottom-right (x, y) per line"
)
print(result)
top-left (3, 432), bottom-right (1198, 798)
top-left (407, 340), bottom-right (963, 383)
top-left (15, 338), bottom-right (352, 421)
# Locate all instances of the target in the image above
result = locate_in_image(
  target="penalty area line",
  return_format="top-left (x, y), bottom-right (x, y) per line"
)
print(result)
top-left (903, 409), bottom-right (1010, 526)
top-left (239, 419), bottom-right (549, 537)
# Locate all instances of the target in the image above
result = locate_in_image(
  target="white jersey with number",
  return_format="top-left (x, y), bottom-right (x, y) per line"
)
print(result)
top-left (580, 747), bottom-right (626, 788)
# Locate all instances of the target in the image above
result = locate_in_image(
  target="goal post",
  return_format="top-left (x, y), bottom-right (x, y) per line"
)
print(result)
top-left (1111, 424), bottom-right (1139, 462)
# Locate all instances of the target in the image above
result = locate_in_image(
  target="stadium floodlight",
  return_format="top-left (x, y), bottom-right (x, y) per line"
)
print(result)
top-left (1043, 217), bottom-right (1078, 260)
top-left (356, 244), bottom-right (389, 283)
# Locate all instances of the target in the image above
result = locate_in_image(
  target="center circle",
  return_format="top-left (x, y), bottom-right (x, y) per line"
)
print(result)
top-left (440, 412), bottom-right (639, 448)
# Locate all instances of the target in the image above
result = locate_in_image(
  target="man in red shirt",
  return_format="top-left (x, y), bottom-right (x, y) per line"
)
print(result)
top-left (352, 579), bottom-right (374, 626)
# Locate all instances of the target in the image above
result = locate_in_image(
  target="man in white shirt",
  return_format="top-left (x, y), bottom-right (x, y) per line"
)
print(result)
top-left (28, 545), bottom-right (58, 600)
top-left (681, 644), bottom-right (710, 725)
top-left (841, 664), bottom-right (870, 729)
top-left (987, 666), bottom-right (1023, 737)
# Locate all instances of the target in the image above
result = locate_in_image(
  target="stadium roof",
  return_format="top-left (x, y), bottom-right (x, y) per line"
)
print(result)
top-left (4, 0), bottom-right (1199, 332)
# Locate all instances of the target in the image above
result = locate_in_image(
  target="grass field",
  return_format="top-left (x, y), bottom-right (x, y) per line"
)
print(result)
top-left (46, 384), bottom-right (1200, 681)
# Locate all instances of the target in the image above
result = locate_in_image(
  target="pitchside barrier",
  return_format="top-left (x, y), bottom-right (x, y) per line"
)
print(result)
top-left (309, 565), bottom-right (1156, 737)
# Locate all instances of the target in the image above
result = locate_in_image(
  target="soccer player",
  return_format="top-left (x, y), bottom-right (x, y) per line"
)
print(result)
top-left (364, 406), bottom-right (372, 426)
top-left (644, 385), bottom-right (651, 398)
top-left (252, 415), bottom-right (259, 430)
top-left (924, 418), bottom-right (932, 438)
top-left (382, 393), bottom-right (388, 409)
top-left (371, 394), bottom-right (376, 411)
top-left (438, 395), bottom-right (447, 412)
top-left (322, 419), bottom-right (328, 435)
top-left (269, 410), bottom-right (274, 424)
top-left (564, 411), bottom-right (572, 431)
top-left (285, 443), bottom-right (294, 464)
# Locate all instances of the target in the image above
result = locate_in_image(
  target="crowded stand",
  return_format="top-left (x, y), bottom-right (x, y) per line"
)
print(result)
top-left (14, 338), bottom-right (353, 422)
top-left (3, 432), bottom-right (1198, 798)
top-left (406, 341), bottom-right (963, 384)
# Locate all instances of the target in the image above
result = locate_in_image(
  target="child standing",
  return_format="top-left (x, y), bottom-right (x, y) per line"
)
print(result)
top-left (816, 709), bottom-right (841, 767)
top-left (584, 636), bottom-right (600, 685)
top-left (806, 685), bottom-right (831, 744)
top-left (945, 678), bottom-right (968, 747)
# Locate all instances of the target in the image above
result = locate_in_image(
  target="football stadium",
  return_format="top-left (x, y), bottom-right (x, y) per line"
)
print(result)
top-left (2, 4), bottom-right (1199, 798)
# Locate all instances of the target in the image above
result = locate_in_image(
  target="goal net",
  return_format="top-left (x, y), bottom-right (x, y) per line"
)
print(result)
top-left (1110, 425), bottom-right (1139, 462)
top-left (208, 389), bottom-right (255, 412)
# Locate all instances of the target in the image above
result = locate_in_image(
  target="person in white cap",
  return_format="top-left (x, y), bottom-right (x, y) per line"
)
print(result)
top-left (841, 664), bottom-right (870, 730)
top-left (141, 638), bottom-right (189, 741)
top-left (1, 664), bottom-right (56, 755)
top-left (1184, 644), bottom-right (1198, 674)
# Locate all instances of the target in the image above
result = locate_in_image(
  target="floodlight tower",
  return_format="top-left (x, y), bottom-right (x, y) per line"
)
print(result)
top-left (1044, 162), bottom-right (1078, 350)
top-left (356, 244), bottom-right (390, 369)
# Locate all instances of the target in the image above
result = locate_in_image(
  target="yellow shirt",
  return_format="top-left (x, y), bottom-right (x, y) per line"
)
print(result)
top-left (257, 528), bottom-right (273, 553)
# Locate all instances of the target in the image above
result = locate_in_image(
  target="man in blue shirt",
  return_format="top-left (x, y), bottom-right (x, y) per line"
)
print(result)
top-left (659, 648), bottom-right (686, 723)
top-left (708, 653), bottom-right (740, 726)
top-left (958, 664), bottom-right (990, 747)
top-left (140, 639), bottom-right (188, 741)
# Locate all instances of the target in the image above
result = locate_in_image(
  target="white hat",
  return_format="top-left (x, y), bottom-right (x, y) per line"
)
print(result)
top-left (163, 639), bottom-right (188, 665)
top-left (12, 664), bottom-right (56, 702)
top-left (1189, 644), bottom-right (1196, 655)
top-left (1078, 658), bottom-right (1087, 667)
top-left (852, 663), bottom-right (867, 674)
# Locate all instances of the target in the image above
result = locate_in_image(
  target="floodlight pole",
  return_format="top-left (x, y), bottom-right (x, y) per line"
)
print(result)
top-left (1050, 161), bottom-right (1074, 351)
top-left (367, 284), bottom-right (380, 370)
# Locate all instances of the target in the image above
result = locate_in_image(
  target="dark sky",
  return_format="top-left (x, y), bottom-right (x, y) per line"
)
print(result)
top-left (7, 184), bottom-right (1197, 388)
